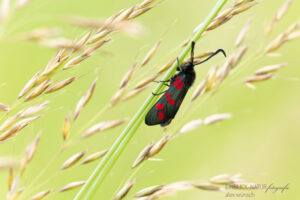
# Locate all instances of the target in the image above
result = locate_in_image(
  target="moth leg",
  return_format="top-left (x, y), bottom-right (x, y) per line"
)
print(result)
top-left (177, 57), bottom-right (183, 72)
top-left (152, 80), bottom-right (170, 86)
top-left (152, 90), bottom-right (168, 96)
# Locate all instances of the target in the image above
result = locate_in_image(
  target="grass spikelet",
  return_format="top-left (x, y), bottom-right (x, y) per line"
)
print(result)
top-left (8, 168), bottom-right (13, 191)
top-left (61, 150), bottom-right (87, 170)
top-left (141, 40), bottom-right (162, 67)
top-left (210, 174), bottom-right (241, 185)
top-left (0, 102), bottom-right (10, 112)
top-left (63, 54), bottom-right (90, 70)
top-left (231, 1), bottom-right (258, 15)
top-left (193, 183), bottom-right (225, 192)
top-left (73, 77), bottom-right (98, 120)
top-left (134, 74), bottom-right (159, 89)
top-left (18, 71), bottom-right (41, 99)
top-left (115, 6), bottom-right (136, 22)
top-left (129, 7), bottom-right (153, 20)
top-left (245, 74), bottom-right (275, 83)
top-left (217, 55), bottom-right (235, 82)
top-left (18, 28), bottom-right (61, 41)
top-left (0, 157), bottom-right (19, 169)
top-left (114, 179), bottom-right (135, 200)
top-left (203, 113), bottom-right (231, 125)
top-left (88, 30), bottom-right (112, 44)
top-left (0, 120), bottom-right (30, 142)
top-left (8, 187), bottom-right (24, 200)
top-left (157, 58), bottom-right (176, 74)
top-left (132, 142), bottom-right (154, 168)
top-left (82, 119), bottom-right (127, 138)
top-left (134, 185), bottom-right (164, 198)
top-left (235, 19), bottom-right (251, 47)
top-left (275, 0), bottom-right (292, 21)
top-left (180, 119), bottom-right (202, 133)
top-left (73, 31), bottom-right (93, 53)
top-left (148, 135), bottom-right (170, 157)
top-left (109, 87), bottom-right (127, 108)
top-left (59, 181), bottom-right (86, 192)
top-left (122, 86), bottom-right (149, 101)
top-left (42, 50), bottom-right (69, 76)
top-left (46, 77), bottom-right (77, 94)
top-left (191, 79), bottom-right (207, 101)
top-left (138, 0), bottom-right (157, 9)
top-left (21, 101), bottom-right (50, 118)
top-left (254, 63), bottom-right (287, 75)
top-left (31, 189), bottom-right (52, 200)
top-left (205, 66), bottom-right (219, 91)
top-left (25, 79), bottom-right (51, 102)
top-left (82, 149), bottom-right (108, 165)
top-left (82, 38), bottom-right (111, 57)
top-left (232, 44), bottom-right (248, 67)
top-left (62, 112), bottom-right (71, 141)
top-left (120, 62), bottom-right (137, 88)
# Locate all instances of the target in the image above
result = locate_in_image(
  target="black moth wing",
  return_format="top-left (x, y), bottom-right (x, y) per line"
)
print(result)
top-left (145, 74), bottom-right (189, 126)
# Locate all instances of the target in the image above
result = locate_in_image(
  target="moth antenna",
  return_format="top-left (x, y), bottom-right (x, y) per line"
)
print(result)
top-left (191, 41), bottom-right (195, 64)
top-left (194, 49), bottom-right (226, 66)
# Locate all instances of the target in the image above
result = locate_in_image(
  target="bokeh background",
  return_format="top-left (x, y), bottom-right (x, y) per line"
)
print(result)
top-left (0, 0), bottom-right (299, 199)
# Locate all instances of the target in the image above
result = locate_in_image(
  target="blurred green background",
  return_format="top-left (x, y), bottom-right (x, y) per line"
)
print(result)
top-left (0, 0), bottom-right (299, 199)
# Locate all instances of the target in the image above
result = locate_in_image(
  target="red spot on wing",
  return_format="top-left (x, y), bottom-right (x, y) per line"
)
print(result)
top-left (165, 93), bottom-right (171, 99)
top-left (158, 111), bottom-right (164, 120)
top-left (168, 99), bottom-right (175, 106)
top-left (173, 77), bottom-right (181, 86)
top-left (176, 81), bottom-right (184, 90)
top-left (156, 104), bottom-right (165, 110)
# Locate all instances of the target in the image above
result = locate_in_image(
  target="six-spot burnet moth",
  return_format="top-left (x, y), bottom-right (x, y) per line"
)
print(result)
top-left (145, 41), bottom-right (226, 127)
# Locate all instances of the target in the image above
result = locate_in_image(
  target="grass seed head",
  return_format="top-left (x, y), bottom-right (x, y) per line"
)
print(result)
top-left (193, 183), bottom-right (225, 192)
top-left (210, 174), bottom-right (242, 185)
top-left (232, 44), bottom-right (248, 67)
top-left (157, 58), bottom-right (176, 74)
top-left (62, 112), bottom-right (71, 141)
top-left (120, 62), bottom-right (137, 88)
top-left (148, 135), bottom-right (170, 157)
top-left (191, 79), bottom-right (208, 101)
top-left (46, 77), bottom-right (77, 94)
top-left (122, 86), bottom-right (149, 101)
top-left (114, 179), bottom-right (135, 200)
top-left (275, 0), bottom-right (292, 21)
top-left (31, 189), bottom-right (52, 200)
top-left (61, 150), bottom-right (87, 170)
top-left (204, 113), bottom-right (232, 125)
top-left (245, 74), bottom-right (275, 83)
top-left (82, 149), bottom-right (108, 164)
top-left (132, 142), bottom-right (154, 168)
top-left (235, 19), bottom-right (252, 47)
top-left (254, 63), bottom-right (287, 75)
top-left (0, 102), bottom-right (10, 112)
top-left (18, 71), bottom-right (41, 99)
top-left (109, 87), bottom-right (127, 108)
top-left (180, 119), bottom-right (203, 133)
top-left (25, 79), bottom-right (51, 102)
top-left (59, 181), bottom-right (86, 192)
top-left (129, 7), bottom-right (153, 20)
top-left (134, 74), bottom-right (159, 89)
top-left (21, 101), bottom-right (50, 118)
top-left (138, 0), bottom-right (157, 9)
top-left (134, 185), bottom-right (164, 197)
top-left (141, 40), bottom-right (162, 67)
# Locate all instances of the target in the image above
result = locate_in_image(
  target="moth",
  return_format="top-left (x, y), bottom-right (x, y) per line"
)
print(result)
top-left (145, 41), bottom-right (226, 126)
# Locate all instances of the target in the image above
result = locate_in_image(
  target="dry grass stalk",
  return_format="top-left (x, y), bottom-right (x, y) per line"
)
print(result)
top-left (122, 86), bottom-right (149, 101)
top-left (193, 183), bottom-right (225, 192)
top-left (82, 119), bottom-right (127, 138)
top-left (264, 22), bottom-right (299, 54)
top-left (62, 112), bottom-right (71, 141)
top-left (141, 40), bottom-right (162, 66)
top-left (180, 119), bottom-right (202, 133)
top-left (134, 74), bottom-right (159, 89)
top-left (18, 71), bottom-right (41, 99)
top-left (120, 62), bottom-right (137, 88)
top-left (0, 157), bottom-right (19, 169)
top-left (59, 181), bottom-right (86, 192)
top-left (210, 174), bottom-right (241, 185)
top-left (25, 79), bottom-right (51, 102)
top-left (114, 179), bottom-right (135, 200)
top-left (148, 135), bottom-right (170, 157)
top-left (132, 142), bottom-right (154, 168)
top-left (245, 74), bottom-right (275, 83)
top-left (235, 19), bottom-right (252, 47)
top-left (265, 0), bottom-right (292, 36)
top-left (157, 58), bottom-right (176, 74)
top-left (46, 77), bottom-right (77, 94)
top-left (61, 150), bottom-right (87, 170)
top-left (254, 63), bottom-right (287, 75)
top-left (21, 101), bottom-right (50, 118)
top-left (31, 189), bottom-right (52, 200)
top-left (134, 185), bottom-right (164, 198)
top-left (73, 77), bottom-right (98, 120)
top-left (82, 149), bottom-right (108, 164)
top-left (203, 113), bottom-right (231, 125)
